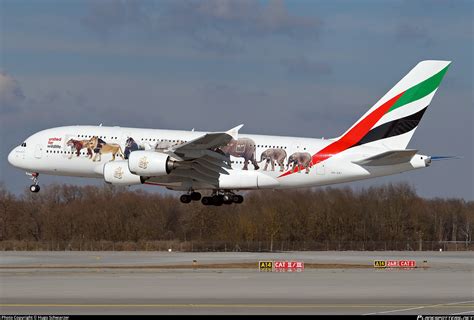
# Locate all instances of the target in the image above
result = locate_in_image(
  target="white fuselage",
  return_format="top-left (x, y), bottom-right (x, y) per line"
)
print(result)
top-left (8, 125), bottom-right (428, 191)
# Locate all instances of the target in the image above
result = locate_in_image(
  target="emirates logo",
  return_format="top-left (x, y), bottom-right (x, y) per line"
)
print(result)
top-left (138, 156), bottom-right (149, 169)
top-left (114, 167), bottom-right (124, 179)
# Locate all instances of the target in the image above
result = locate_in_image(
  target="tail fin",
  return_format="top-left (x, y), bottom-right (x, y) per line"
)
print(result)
top-left (337, 60), bottom-right (451, 150)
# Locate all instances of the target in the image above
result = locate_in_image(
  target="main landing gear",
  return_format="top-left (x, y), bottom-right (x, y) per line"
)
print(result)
top-left (179, 191), bottom-right (202, 204)
top-left (27, 172), bottom-right (40, 193)
top-left (200, 191), bottom-right (244, 206)
top-left (179, 190), bottom-right (244, 206)
top-left (179, 190), bottom-right (243, 206)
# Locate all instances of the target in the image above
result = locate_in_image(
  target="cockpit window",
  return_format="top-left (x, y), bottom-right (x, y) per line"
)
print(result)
top-left (20, 142), bottom-right (26, 147)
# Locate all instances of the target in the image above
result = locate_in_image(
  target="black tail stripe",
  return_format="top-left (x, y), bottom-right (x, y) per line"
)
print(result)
top-left (354, 106), bottom-right (428, 146)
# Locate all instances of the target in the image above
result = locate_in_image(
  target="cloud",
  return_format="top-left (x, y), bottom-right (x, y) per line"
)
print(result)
top-left (280, 56), bottom-right (332, 79)
top-left (0, 72), bottom-right (25, 114)
top-left (81, 0), bottom-right (322, 53)
top-left (161, 0), bottom-right (320, 37)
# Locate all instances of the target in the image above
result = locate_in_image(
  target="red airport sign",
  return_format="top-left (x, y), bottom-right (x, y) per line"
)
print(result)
top-left (273, 261), bottom-right (304, 272)
top-left (374, 260), bottom-right (416, 268)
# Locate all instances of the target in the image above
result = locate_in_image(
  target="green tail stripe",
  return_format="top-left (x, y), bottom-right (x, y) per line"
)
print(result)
top-left (388, 65), bottom-right (450, 113)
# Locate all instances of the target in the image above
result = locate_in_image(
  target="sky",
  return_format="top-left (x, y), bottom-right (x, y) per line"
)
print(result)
top-left (0, 0), bottom-right (472, 200)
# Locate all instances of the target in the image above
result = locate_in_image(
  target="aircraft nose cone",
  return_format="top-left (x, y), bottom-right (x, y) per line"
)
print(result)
top-left (8, 148), bottom-right (18, 167)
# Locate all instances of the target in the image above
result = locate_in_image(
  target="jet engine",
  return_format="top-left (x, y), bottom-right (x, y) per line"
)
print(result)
top-left (103, 160), bottom-right (143, 185)
top-left (128, 150), bottom-right (176, 177)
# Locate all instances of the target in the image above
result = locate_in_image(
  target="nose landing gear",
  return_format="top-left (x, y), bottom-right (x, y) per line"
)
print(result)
top-left (27, 172), bottom-right (40, 193)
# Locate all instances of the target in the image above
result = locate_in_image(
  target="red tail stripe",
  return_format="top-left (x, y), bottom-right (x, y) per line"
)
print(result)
top-left (278, 92), bottom-right (404, 178)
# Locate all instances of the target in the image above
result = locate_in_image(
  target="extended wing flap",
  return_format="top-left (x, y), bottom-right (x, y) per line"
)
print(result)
top-left (353, 149), bottom-right (418, 166)
top-left (194, 156), bottom-right (231, 173)
top-left (176, 161), bottom-right (222, 179)
top-left (170, 168), bottom-right (218, 186)
top-left (144, 126), bottom-right (241, 185)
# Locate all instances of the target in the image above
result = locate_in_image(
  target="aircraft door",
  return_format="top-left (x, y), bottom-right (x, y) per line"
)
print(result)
top-left (316, 163), bottom-right (325, 175)
top-left (34, 144), bottom-right (43, 159)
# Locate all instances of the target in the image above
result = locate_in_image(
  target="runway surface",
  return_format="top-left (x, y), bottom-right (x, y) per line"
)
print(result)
top-left (1, 251), bottom-right (473, 315)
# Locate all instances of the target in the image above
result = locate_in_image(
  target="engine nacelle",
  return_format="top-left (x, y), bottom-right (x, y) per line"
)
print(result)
top-left (128, 150), bottom-right (174, 177)
top-left (103, 160), bottom-right (143, 185)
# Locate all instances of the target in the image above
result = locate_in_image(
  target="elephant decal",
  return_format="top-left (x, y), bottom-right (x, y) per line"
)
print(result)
top-left (220, 138), bottom-right (259, 170)
top-left (258, 148), bottom-right (287, 172)
top-left (287, 152), bottom-right (312, 174)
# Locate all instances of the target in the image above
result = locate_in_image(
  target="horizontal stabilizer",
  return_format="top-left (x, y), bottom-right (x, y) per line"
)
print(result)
top-left (430, 155), bottom-right (461, 161)
top-left (353, 149), bottom-right (418, 166)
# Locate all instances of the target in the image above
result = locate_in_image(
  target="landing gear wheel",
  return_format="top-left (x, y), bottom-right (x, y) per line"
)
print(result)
top-left (201, 197), bottom-right (212, 205)
top-left (222, 194), bottom-right (233, 205)
top-left (27, 172), bottom-right (40, 193)
top-left (212, 195), bottom-right (223, 206)
top-left (232, 195), bottom-right (243, 204)
top-left (180, 194), bottom-right (192, 204)
top-left (190, 192), bottom-right (201, 201)
top-left (201, 191), bottom-right (242, 206)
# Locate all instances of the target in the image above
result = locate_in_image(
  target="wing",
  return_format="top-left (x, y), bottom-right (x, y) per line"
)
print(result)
top-left (172, 124), bottom-right (242, 157)
top-left (146, 125), bottom-right (243, 188)
top-left (352, 149), bottom-right (418, 166)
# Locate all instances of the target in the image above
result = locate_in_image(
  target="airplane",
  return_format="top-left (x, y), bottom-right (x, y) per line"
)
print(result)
top-left (8, 60), bottom-right (452, 206)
